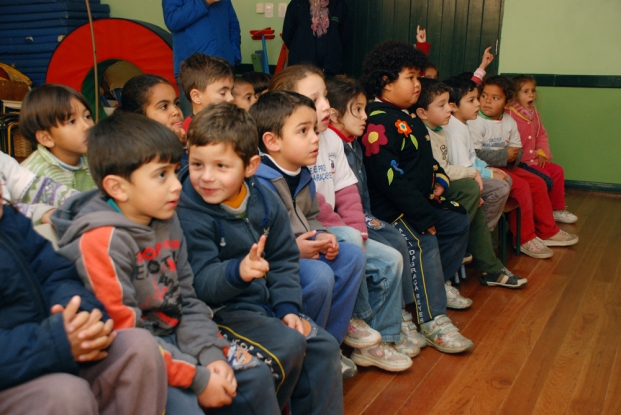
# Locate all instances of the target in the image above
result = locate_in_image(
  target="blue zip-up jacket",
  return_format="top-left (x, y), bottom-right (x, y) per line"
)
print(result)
top-left (163, 0), bottom-right (241, 77)
top-left (177, 169), bottom-right (302, 319)
top-left (0, 205), bottom-right (106, 391)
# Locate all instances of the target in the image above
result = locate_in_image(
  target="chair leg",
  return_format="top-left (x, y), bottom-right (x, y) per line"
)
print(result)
top-left (460, 264), bottom-right (466, 280)
top-left (499, 214), bottom-right (507, 265)
top-left (515, 206), bottom-right (521, 256)
top-left (454, 272), bottom-right (460, 284)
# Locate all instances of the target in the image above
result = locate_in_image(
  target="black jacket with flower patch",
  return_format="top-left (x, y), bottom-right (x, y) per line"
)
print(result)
top-left (361, 100), bottom-right (461, 233)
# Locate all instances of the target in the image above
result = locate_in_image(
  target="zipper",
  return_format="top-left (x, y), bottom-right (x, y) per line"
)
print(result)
top-left (292, 199), bottom-right (309, 233)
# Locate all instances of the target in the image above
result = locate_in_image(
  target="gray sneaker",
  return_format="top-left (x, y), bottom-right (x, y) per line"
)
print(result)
top-left (351, 343), bottom-right (413, 372)
top-left (553, 209), bottom-right (578, 224)
top-left (445, 281), bottom-right (473, 309)
top-left (542, 230), bottom-right (579, 247)
top-left (520, 237), bottom-right (554, 259)
top-left (401, 310), bottom-right (427, 348)
top-left (420, 314), bottom-right (474, 353)
top-left (340, 352), bottom-right (358, 379)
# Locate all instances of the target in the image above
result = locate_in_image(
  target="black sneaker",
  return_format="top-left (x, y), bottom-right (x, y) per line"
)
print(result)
top-left (480, 267), bottom-right (527, 289)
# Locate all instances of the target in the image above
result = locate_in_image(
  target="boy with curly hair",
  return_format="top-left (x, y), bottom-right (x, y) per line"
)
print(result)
top-left (359, 40), bottom-right (473, 354)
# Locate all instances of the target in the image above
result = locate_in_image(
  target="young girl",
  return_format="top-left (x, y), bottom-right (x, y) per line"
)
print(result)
top-left (507, 75), bottom-right (578, 224)
top-left (120, 74), bottom-right (186, 146)
top-left (269, 65), bottom-right (419, 371)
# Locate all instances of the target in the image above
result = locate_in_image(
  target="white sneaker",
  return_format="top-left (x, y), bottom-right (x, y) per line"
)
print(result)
top-left (542, 229), bottom-right (579, 247)
top-left (420, 314), bottom-right (474, 353)
top-left (445, 281), bottom-right (473, 309)
top-left (553, 209), bottom-right (578, 224)
top-left (401, 310), bottom-right (427, 348)
top-left (393, 336), bottom-right (420, 358)
top-left (351, 343), bottom-right (413, 372)
top-left (520, 237), bottom-right (554, 259)
top-left (343, 319), bottom-right (382, 348)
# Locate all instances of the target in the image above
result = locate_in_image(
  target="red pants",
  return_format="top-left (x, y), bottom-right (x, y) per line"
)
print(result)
top-left (524, 162), bottom-right (566, 210)
top-left (501, 167), bottom-right (559, 244)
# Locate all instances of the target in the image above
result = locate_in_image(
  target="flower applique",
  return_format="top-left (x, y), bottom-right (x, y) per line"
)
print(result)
top-left (387, 160), bottom-right (404, 185)
top-left (395, 120), bottom-right (412, 136)
top-left (362, 123), bottom-right (388, 157)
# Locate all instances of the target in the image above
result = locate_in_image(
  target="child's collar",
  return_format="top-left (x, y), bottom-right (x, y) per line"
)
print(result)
top-left (423, 122), bottom-right (443, 132)
top-left (478, 110), bottom-right (503, 120)
top-left (328, 124), bottom-right (354, 142)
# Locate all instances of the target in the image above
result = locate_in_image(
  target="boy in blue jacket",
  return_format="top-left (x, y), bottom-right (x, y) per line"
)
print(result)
top-left (0, 200), bottom-right (166, 415)
top-left (177, 102), bottom-right (344, 415)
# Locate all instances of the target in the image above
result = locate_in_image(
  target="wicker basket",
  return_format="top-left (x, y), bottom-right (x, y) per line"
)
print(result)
top-left (11, 127), bottom-right (34, 161)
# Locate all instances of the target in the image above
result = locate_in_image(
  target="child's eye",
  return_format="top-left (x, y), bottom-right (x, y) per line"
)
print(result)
top-left (300, 127), bottom-right (307, 134)
top-left (218, 163), bottom-right (227, 169)
top-left (191, 161), bottom-right (202, 168)
top-left (85, 113), bottom-right (92, 120)
top-left (158, 171), bottom-right (167, 179)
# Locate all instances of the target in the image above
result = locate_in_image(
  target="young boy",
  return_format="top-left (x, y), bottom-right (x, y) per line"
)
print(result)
top-left (251, 91), bottom-right (411, 374)
top-left (177, 103), bottom-right (344, 414)
top-left (179, 52), bottom-right (235, 131)
top-left (469, 76), bottom-right (578, 259)
top-left (232, 76), bottom-right (258, 111)
top-left (359, 40), bottom-right (473, 353)
top-left (443, 76), bottom-right (512, 231)
top-left (19, 84), bottom-right (96, 192)
top-left (0, 198), bottom-right (167, 415)
top-left (415, 78), bottom-right (527, 289)
top-left (53, 113), bottom-right (280, 415)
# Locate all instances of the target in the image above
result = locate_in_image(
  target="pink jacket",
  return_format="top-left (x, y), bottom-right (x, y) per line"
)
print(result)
top-left (506, 103), bottom-right (551, 166)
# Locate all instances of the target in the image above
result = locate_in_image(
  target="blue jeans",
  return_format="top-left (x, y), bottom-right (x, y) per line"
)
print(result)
top-left (328, 226), bottom-right (403, 343)
top-left (299, 242), bottom-right (365, 344)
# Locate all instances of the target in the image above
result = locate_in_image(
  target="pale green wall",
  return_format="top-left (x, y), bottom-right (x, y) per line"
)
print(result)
top-left (499, 0), bottom-right (621, 185)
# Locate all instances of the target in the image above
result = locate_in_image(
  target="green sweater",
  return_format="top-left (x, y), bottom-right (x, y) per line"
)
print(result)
top-left (21, 145), bottom-right (95, 192)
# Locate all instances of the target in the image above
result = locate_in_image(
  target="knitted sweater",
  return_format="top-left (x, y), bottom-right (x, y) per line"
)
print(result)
top-left (21, 145), bottom-right (95, 192)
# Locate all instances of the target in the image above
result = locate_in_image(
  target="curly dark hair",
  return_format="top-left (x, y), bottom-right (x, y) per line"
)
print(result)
top-left (443, 76), bottom-right (478, 106)
top-left (481, 75), bottom-right (516, 102)
top-left (360, 40), bottom-right (427, 99)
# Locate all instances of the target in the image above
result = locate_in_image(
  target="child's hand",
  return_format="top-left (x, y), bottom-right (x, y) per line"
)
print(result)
top-left (197, 372), bottom-right (236, 408)
top-left (172, 126), bottom-right (187, 145)
top-left (296, 230), bottom-right (331, 259)
top-left (240, 235), bottom-right (269, 281)
top-left (507, 147), bottom-right (520, 162)
top-left (479, 197), bottom-right (485, 207)
top-left (41, 208), bottom-right (56, 225)
top-left (433, 183), bottom-right (444, 197)
top-left (474, 170), bottom-right (484, 192)
top-left (281, 313), bottom-right (305, 335)
top-left (479, 46), bottom-right (494, 70)
top-left (416, 25), bottom-right (426, 43)
top-left (315, 232), bottom-right (339, 260)
top-left (537, 155), bottom-right (547, 167)
top-left (488, 167), bottom-right (509, 182)
top-left (207, 360), bottom-right (237, 389)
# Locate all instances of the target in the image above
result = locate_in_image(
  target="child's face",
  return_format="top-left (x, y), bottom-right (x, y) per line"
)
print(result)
top-left (336, 93), bottom-right (368, 138)
top-left (122, 160), bottom-right (181, 226)
top-left (382, 67), bottom-right (421, 109)
top-left (423, 67), bottom-right (438, 79)
top-left (192, 76), bottom-right (234, 113)
top-left (479, 84), bottom-right (507, 120)
top-left (233, 82), bottom-right (258, 112)
top-left (269, 106), bottom-right (319, 171)
top-left (189, 142), bottom-right (254, 205)
top-left (295, 74), bottom-right (330, 133)
top-left (516, 81), bottom-right (536, 110)
top-left (452, 89), bottom-right (480, 123)
top-left (145, 83), bottom-right (183, 132)
top-left (43, 98), bottom-right (94, 163)
top-left (419, 91), bottom-right (452, 129)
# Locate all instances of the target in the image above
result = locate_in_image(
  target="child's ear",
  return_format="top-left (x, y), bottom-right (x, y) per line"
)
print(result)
top-left (415, 107), bottom-right (428, 120)
top-left (245, 155), bottom-right (261, 178)
top-left (189, 88), bottom-right (202, 105)
top-left (449, 102), bottom-right (458, 112)
top-left (102, 175), bottom-right (130, 203)
top-left (262, 132), bottom-right (281, 153)
top-left (35, 130), bottom-right (55, 148)
top-left (329, 109), bottom-right (340, 125)
top-left (382, 76), bottom-right (392, 92)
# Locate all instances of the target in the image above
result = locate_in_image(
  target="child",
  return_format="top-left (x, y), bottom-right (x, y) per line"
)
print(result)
top-left (270, 65), bottom-right (419, 366)
top-left (0, 195), bottom-right (167, 415)
top-left (359, 40), bottom-right (474, 353)
top-left (469, 76), bottom-right (578, 259)
top-left (242, 71), bottom-right (271, 98)
top-left (508, 75), bottom-right (578, 224)
top-left (325, 74), bottom-right (430, 349)
top-left (19, 84), bottom-right (96, 192)
top-left (443, 76), bottom-right (511, 231)
top-left (178, 52), bottom-right (235, 131)
top-left (52, 113), bottom-right (280, 415)
top-left (415, 78), bottom-right (527, 289)
top-left (120, 74), bottom-right (186, 145)
top-left (232, 76), bottom-right (258, 111)
top-left (177, 103), bottom-right (344, 414)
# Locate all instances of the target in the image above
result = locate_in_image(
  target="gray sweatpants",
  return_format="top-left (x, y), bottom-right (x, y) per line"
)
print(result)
top-left (0, 328), bottom-right (167, 415)
top-left (481, 177), bottom-right (512, 231)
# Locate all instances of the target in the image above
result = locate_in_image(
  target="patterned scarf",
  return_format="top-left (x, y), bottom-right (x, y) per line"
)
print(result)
top-left (509, 101), bottom-right (536, 121)
top-left (310, 0), bottom-right (330, 37)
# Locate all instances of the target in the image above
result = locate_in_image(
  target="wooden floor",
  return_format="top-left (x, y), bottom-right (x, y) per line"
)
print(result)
top-left (343, 189), bottom-right (621, 415)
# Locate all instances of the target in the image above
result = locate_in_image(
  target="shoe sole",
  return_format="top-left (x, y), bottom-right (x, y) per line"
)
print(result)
top-left (343, 336), bottom-right (382, 349)
top-left (351, 353), bottom-right (413, 372)
top-left (424, 339), bottom-right (474, 354)
top-left (446, 301), bottom-right (473, 310)
top-left (554, 218), bottom-right (578, 224)
top-left (542, 236), bottom-right (579, 247)
top-left (479, 278), bottom-right (528, 289)
top-left (520, 247), bottom-right (554, 259)
top-left (394, 346), bottom-right (420, 358)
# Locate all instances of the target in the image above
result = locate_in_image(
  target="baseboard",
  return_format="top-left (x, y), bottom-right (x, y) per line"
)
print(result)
top-left (565, 180), bottom-right (621, 193)
top-left (500, 74), bottom-right (621, 89)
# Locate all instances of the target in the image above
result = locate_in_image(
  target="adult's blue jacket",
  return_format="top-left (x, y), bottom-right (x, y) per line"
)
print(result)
top-left (0, 205), bottom-right (106, 391)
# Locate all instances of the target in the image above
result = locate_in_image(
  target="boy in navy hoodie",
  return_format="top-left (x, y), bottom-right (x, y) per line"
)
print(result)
top-left (177, 102), bottom-right (344, 415)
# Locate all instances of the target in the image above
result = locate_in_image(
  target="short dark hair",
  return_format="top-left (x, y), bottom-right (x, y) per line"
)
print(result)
top-left (87, 112), bottom-right (183, 195)
top-left (19, 84), bottom-right (92, 145)
top-left (326, 75), bottom-right (367, 120)
top-left (512, 74), bottom-right (536, 91)
top-left (233, 76), bottom-right (252, 96)
top-left (481, 75), bottom-right (516, 102)
top-left (248, 90), bottom-right (316, 153)
top-left (412, 78), bottom-right (450, 112)
top-left (187, 102), bottom-right (258, 165)
top-left (241, 71), bottom-right (272, 94)
top-left (443, 76), bottom-right (478, 106)
top-left (120, 74), bottom-right (172, 114)
top-left (269, 64), bottom-right (324, 93)
top-left (360, 40), bottom-right (428, 99)
top-left (178, 53), bottom-right (234, 101)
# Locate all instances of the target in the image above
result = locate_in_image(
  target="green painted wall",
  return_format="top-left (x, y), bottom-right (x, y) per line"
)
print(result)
top-left (499, 0), bottom-right (621, 185)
